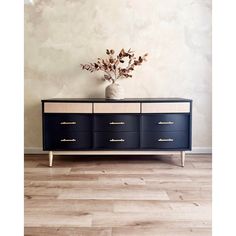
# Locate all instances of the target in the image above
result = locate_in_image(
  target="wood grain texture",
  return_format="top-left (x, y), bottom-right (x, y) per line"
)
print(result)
top-left (141, 102), bottom-right (190, 113)
top-left (44, 102), bottom-right (92, 113)
top-left (94, 103), bottom-right (140, 113)
top-left (24, 154), bottom-right (211, 235)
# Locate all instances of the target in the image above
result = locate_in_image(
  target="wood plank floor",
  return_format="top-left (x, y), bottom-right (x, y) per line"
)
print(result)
top-left (24, 154), bottom-right (212, 236)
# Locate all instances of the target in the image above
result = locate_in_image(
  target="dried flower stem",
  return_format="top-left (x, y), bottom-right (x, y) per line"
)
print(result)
top-left (81, 48), bottom-right (148, 83)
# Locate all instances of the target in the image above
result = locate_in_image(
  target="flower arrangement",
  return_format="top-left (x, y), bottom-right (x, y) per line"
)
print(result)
top-left (81, 48), bottom-right (148, 83)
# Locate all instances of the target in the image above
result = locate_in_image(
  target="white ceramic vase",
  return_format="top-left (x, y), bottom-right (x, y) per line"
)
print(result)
top-left (105, 82), bottom-right (124, 99)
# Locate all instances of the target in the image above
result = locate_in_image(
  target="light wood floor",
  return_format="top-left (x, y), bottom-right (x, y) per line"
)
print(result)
top-left (24, 154), bottom-right (212, 236)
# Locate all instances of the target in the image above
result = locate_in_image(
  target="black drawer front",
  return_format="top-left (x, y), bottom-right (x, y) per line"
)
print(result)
top-left (44, 114), bottom-right (92, 132)
top-left (141, 131), bottom-right (189, 149)
top-left (94, 115), bottom-right (139, 132)
top-left (141, 114), bottom-right (189, 132)
top-left (44, 131), bottom-right (92, 150)
top-left (94, 132), bottom-right (139, 149)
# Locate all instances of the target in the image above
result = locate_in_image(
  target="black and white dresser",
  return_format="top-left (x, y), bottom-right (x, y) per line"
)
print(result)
top-left (42, 98), bottom-right (192, 167)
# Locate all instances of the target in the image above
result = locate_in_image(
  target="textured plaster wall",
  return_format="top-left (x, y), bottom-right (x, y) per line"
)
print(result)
top-left (24, 0), bottom-right (212, 150)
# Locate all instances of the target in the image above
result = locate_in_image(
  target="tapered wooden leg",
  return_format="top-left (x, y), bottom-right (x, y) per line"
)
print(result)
top-left (49, 151), bottom-right (53, 167)
top-left (181, 151), bottom-right (185, 167)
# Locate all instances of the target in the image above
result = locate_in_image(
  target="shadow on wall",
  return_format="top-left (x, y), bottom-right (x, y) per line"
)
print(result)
top-left (24, 101), bottom-right (42, 149)
top-left (84, 75), bottom-right (109, 98)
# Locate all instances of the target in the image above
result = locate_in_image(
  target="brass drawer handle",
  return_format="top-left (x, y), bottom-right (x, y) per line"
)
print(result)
top-left (109, 122), bottom-right (125, 125)
top-left (109, 138), bottom-right (125, 142)
top-left (158, 138), bottom-right (174, 142)
top-left (158, 121), bottom-right (174, 125)
top-left (60, 122), bottom-right (77, 125)
top-left (60, 139), bottom-right (76, 142)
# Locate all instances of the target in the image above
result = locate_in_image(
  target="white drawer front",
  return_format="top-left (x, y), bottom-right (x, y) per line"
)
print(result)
top-left (44, 102), bottom-right (92, 113)
top-left (94, 103), bottom-right (140, 113)
top-left (141, 102), bottom-right (190, 113)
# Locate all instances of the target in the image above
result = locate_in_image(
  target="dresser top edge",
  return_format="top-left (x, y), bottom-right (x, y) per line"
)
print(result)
top-left (41, 98), bottom-right (192, 103)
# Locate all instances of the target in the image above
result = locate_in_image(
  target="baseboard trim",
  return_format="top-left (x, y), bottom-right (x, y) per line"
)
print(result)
top-left (24, 147), bottom-right (212, 155)
top-left (187, 147), bottom-right (212, 154)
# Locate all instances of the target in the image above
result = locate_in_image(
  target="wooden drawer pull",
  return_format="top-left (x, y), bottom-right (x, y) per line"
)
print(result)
top-left (60, 139), bottom-right (76, 142)
top-left (158, 121), bottom-right (174, 125)
top-left (109, 139), bottom-right (125, 142)
top-left (158, 138), bottom-right (174, 142)
top-left (109, 122), bottom-right (125, 125)
top-left (60, 122), bottom-right (77, 125)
